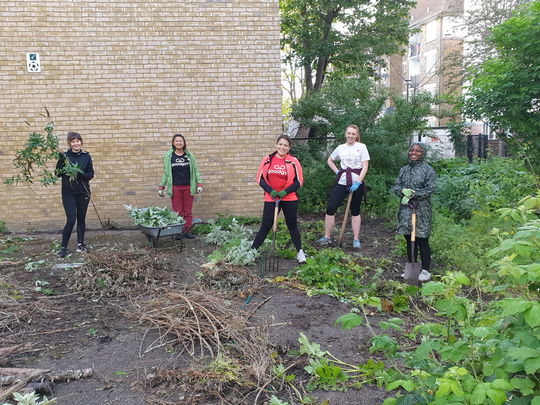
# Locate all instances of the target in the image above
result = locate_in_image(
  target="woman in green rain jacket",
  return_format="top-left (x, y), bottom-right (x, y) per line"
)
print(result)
top-left (393, 143), bottom-right (436, 281)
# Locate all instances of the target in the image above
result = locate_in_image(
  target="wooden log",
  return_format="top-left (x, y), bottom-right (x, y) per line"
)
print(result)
top-left (0, 368), bottom-right (93, 385)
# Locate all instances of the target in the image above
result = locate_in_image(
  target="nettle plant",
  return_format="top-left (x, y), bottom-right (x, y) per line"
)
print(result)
top-left (380, 193), bottom-right (540, 405)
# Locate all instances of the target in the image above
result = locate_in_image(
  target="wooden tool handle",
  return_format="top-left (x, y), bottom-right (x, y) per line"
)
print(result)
top-left (338, 192), bottom-right (353, 244)
top-left (411, 212), bottom-right (417, 242)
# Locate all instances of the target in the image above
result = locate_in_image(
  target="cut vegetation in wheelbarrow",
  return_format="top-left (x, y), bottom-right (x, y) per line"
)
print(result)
top-left (125, 205), bottom-right (185, 247)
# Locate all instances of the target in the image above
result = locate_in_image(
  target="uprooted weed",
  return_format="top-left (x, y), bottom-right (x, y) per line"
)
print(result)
top-left (68, 251), bottom-right (169, 296)
top-left (198, 264), bottom-right (260, 298)
top-left (130, 288), bottom-right (284, 404)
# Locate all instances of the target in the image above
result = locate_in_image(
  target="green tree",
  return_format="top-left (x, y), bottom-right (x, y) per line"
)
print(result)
top-left (464, 1), bottom-right (540, 169)
top-left (280, 0), bottom-right (415, 95)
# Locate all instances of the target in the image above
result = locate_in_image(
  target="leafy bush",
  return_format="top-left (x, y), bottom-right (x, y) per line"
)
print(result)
top-left (124, 205), bottom-right (183, 228)
top-left (380, 195), bottom-right (540, 405)
top-left (292, 142), bottom-right (335, 214)
top-left (432, 157), bottom-right (537, 220)
top-left (429, 211), bottom-right (508, 275)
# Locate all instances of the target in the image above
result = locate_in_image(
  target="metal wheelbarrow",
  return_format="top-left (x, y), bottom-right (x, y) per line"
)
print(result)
top-left (139, 219), bottom-right (186, 249)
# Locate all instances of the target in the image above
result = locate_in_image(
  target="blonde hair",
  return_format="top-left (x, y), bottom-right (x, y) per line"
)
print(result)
top-left (345, 125), bottom-right (360, 142)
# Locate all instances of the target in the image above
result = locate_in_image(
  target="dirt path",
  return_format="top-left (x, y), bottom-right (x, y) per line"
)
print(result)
top-left (1, 218), bottom-right (401, 404)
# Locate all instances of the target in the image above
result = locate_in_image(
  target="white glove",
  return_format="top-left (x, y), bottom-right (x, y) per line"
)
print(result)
top-left (197, 186), bottom-right (203, 194)
top-left (158, 189), bottom-right (165, 197)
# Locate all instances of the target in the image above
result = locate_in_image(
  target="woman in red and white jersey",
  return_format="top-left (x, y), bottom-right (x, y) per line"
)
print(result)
top-left (252, 135), bottom-right (306, 263)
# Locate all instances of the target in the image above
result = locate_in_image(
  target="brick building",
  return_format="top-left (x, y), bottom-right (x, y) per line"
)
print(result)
top-left (0, 0), bottom-right (281, 232)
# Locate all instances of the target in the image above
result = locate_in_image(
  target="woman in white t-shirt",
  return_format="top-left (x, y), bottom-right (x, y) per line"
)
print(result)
top-left (317, 125), bottom-right (370, 248)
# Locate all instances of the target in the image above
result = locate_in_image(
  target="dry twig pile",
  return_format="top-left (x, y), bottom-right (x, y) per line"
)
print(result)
top-left (130, 289), bottom-right (277, 404)
top-left (68, 251), bottom-right (169, 295)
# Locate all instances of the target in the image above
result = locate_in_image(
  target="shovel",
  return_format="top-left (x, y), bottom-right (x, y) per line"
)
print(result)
top-left (337, 192), bottom-right (353, 247)
top-left (404, 207), bottom-right (422, 281)
top-left (262, 199), bottom-right (280, 275)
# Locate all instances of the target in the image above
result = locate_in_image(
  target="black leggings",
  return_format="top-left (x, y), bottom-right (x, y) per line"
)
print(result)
top-left (404, 235), bottom-right (431, 271)
top-left (61, 193), bottom-right (90, 247)
top-left (252, 200), bottom-right (302, 251)
top-left (326, 184), bottom-right (364, 216)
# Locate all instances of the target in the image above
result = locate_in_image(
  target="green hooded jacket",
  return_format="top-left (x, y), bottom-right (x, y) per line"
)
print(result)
top-left (392, 143), bottom-right (436, 238)
top-left (160, 149), bottom-right (202, 197)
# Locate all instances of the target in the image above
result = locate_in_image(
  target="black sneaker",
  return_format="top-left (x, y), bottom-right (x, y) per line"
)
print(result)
top-left (57, 247), bottom-right (67, 258)
top-left (76, 243), bottom-right (87, 253)
top-left (183, 232), bottom-right (195, 239)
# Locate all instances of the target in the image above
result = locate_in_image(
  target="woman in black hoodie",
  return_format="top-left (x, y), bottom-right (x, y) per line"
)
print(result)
top-left (55, 132), bottom-right (94, 257)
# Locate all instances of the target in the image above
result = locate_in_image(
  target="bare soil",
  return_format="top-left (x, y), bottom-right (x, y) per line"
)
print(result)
top-left (0, 217), bottom-right (404, 405)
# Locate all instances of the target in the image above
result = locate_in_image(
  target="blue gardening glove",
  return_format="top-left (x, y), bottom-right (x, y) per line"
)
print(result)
top-left (277, 190), bottom-right (287, 198)
top-left (402, 188), bottom-right (414, 198)
top-left (401, 196), bottom-right (410, 205)
top-left (349, 181), bottom-right (362, 193)
top-left (270, 189), bottom-right (278, 199)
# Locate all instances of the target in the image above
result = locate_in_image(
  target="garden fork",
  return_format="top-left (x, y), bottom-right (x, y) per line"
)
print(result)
top-left (262, 199), bottom-right (280, 275)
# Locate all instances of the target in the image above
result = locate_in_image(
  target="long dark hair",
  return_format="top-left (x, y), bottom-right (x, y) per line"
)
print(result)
top-left (171, 133), bottom-right (187, 151)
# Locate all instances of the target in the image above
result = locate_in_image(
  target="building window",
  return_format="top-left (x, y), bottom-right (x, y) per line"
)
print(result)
top-left (424, 50), bottom-right (437, 74)
top-left (425, 20), bottom-right (438, 43)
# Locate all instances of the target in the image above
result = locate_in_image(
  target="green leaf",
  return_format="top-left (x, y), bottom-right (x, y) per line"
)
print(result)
top-left (298, 332), bottom-right (326, 358)
top-left (507, 347), bottom-right (539, 362)
top-left (491, 379), bottom-right (512, 391)
top-left (453, 273), bottom-right (470, 285)
top-left (334, 312), bottom-right (363, 330)
top-left (499, 298), bottom-right (533, 316)
top-left (470, 383), bottom-right (487, 404)
top-left (524, 303), bottom-right (540, 327)
top-left (531, 397), bottom-right (540, 405)
top-left (421, 281), bottom-right (446, 296)
top-left (386, 379), bottom-right (415, 392)
top-left (524, 356), bottom-right (540, 374)
top-left (509, 376), bottom-right (535, 395)
top-left (486, 388), bottom-right (507, 405)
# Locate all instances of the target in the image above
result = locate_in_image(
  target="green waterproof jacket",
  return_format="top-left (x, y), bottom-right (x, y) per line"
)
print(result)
top-left (159, 148), bottom-right (202, 197)
top-left (392, 143), bottom-right (436, 238)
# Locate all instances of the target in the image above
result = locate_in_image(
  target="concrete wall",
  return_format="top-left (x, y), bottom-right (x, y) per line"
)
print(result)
top-left (0, 0), bottom-right (281, 232)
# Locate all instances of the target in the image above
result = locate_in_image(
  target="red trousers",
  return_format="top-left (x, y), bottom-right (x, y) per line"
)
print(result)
top-left (171, 185), bottom-right (193, 231)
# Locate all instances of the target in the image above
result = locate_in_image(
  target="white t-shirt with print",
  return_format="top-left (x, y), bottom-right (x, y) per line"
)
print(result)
top-left (330, 142), bottom-right (370, 185)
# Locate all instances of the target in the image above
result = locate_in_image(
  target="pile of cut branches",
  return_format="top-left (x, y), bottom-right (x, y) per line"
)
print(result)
top-left (130, 289), bottom-right (278, 402)
top-left (68, 251), bottom-right (169, 296)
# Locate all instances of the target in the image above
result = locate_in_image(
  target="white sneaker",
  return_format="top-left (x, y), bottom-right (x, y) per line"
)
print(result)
top-left (418, 270), bottom-right (431, 281)
top-left (296, 249), bottom-right (306, 263)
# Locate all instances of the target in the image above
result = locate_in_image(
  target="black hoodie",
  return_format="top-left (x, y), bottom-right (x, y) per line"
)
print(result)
top-left (55, 149), bottom-right (94, 195)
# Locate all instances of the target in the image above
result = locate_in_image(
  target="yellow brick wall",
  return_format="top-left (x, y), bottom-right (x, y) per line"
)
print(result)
top-left (0, 0), bottom-right (281, 232)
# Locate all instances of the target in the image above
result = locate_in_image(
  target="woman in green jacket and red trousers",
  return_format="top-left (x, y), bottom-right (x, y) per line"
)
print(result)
top-left (158, 134), bottom-right (202, 239)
